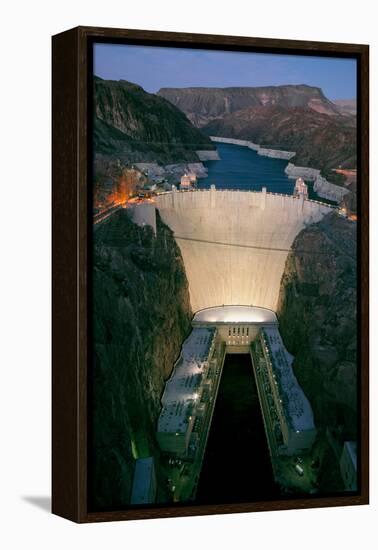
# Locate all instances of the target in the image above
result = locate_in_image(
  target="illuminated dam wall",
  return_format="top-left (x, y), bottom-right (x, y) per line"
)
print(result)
top-left (155, 188), bottom-right (333, 313)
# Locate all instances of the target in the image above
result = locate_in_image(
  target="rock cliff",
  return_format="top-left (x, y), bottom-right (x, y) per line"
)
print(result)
top-left (277, 212), bottom-right (357, 462)
top-left (92, 210), bottom-right (192, 508)
top-left (94, 77), bottom-right (215, 165)
top-left (158, 84), bottom-right (341, 126)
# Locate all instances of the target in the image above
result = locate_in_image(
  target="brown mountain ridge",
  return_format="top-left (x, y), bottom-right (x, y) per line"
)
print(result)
top-left (157, 84), bottom-right (342, 127)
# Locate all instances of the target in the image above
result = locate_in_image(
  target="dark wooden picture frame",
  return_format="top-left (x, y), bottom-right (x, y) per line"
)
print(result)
top-left (52, 26), bottom-right (369, 523)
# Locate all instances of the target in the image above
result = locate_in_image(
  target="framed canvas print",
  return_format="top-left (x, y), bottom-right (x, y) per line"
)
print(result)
top-left (52, 26), bottom-right (369, 523)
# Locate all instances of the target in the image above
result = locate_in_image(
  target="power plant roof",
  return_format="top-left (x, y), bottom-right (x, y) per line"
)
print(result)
top-left (263, 327), bottom-right (315, 432)
top-left (193, 305), bottom-right (277, 325)
top-left (157, 327), bottom-right (216, 434)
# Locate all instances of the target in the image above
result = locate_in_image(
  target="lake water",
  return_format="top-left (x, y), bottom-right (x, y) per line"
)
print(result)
top-left (198, 142), bottom-right (295, 195)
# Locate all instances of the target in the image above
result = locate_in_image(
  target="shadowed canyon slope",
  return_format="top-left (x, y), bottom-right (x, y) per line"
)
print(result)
top-left (92, 211), bottom-right (192, 508)
top-left (277, 213), bottom-right (357, 441)
top-left (94, 77), bottom-right (215, 164)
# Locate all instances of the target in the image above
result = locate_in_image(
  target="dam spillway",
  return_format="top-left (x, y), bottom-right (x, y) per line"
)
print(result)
top-left (155, 188), bottom-right (333, 312)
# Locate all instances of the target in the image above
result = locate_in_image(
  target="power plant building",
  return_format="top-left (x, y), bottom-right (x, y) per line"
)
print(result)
top-left (157, 327), bottom-right (217, 457)
top-left (157, 305), bottom-right (317, 498)
top-left (193, 305), bottom-right (278, 353)
top-left (251, 327), bottom-right (316, 456)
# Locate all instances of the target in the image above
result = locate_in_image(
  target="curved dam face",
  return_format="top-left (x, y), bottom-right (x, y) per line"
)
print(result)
top-left (155, 189), bottom-right (333, 312)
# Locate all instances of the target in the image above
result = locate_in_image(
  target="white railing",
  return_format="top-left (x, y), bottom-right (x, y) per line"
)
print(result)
top-left (155, 187), bottom-right (337, 209)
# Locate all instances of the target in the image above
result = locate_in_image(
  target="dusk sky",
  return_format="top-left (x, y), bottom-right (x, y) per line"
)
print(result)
top-left (94, 43), bottom-right (357, 100)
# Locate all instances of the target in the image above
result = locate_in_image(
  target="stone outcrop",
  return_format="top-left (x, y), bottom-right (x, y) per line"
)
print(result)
top-left (313, 175), bottom-right (350, 203)
top-left (135, 161), bottom-right (209, 182)
top-left (257, 148), bottom-right (295, 160)
top-left (285, 163), bottom-right (321, 181)
top-left (164, 162), bottom-right (208, 179)
top-left (92, 210), bottom-right (192, 508)
top-left (195, 149), bottom-right (221, 161)
top-left (277, 212), bottom-right (357, 442)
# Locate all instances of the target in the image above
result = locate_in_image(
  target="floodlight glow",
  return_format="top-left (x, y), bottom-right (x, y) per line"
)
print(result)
top-left (193, 305), bottom-right (277, 325)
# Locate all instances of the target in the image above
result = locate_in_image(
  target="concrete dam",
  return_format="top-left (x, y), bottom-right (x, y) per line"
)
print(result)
top-left (154, 187), bottom-right (333, 313)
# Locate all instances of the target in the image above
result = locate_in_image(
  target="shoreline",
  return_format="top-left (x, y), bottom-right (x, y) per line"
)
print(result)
top-left (210, 136), bottom-right (350, 204)
top-left (210, 136), bottom-right (296, 160)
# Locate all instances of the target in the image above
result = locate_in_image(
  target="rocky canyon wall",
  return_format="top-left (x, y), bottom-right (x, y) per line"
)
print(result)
top-left (277, 212), bottom-right (357, 444)
top-left (92, 210), bottom-right (192, 508)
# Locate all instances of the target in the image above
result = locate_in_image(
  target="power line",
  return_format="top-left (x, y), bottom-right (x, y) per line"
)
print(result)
top-left (175, 235), bottom-right (291, 253)
top-left (93, 201), bottom-right (355, 259)
top-left (174, 235), bottom-right (356, 258)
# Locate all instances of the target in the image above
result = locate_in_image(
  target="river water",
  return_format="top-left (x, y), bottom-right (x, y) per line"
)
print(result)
top-left (196, 354), bottom-right (280, 504)
top-left (198, 142), bottom-right (295, 194)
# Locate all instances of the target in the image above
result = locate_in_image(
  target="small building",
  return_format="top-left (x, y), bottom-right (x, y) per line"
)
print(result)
top-left (340, 441), bottom-right (357, 491)
top-left (130, 457), bottom-right (157, 505)
top-left (180, 172), bottom-right (197, 189)
top-left (293, 177), bottom-right (309, 199)
top-left (180, 173), bottom-right (192, 189)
